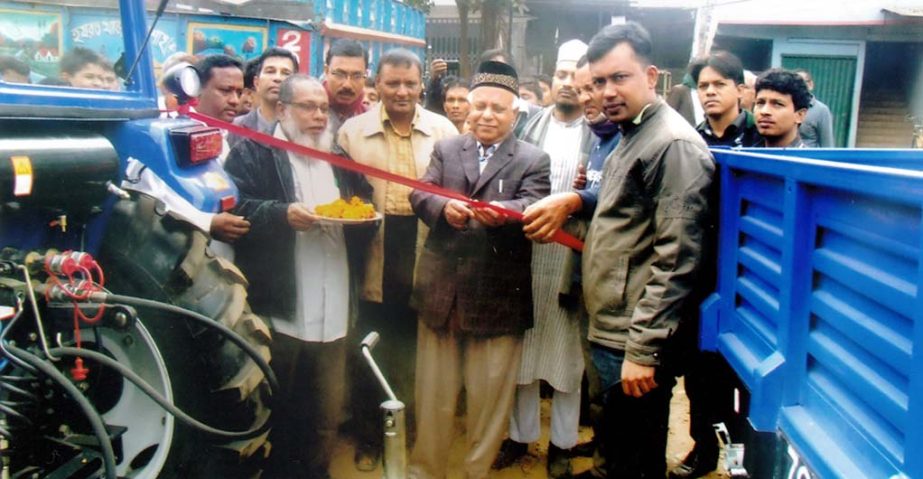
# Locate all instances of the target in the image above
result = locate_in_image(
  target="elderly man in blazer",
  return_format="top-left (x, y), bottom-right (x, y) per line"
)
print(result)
top-left (409, 60), bottom-right (551, 479)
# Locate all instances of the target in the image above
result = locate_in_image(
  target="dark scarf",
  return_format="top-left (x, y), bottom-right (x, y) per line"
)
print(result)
top-left (588, 117), bottom-right (620, 139)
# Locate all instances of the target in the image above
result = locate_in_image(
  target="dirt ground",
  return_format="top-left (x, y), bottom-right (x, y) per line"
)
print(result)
top-left (329, 378), bottom-right (729, 478)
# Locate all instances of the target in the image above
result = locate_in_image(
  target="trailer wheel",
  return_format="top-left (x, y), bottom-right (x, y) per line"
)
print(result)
top-left (96, 193), bottom-right (272, 478)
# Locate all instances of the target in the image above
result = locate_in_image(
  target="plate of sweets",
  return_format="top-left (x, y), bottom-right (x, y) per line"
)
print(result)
top-left (312, 196), bottom-right (382, 225)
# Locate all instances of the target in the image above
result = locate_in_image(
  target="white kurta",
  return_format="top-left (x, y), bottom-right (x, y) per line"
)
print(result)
top-left (271, 146), bottom-right (349, 343)
top-left (517, 115), bottom-right (586, 393)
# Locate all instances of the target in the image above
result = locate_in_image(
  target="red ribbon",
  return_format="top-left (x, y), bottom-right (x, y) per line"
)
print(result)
top-left (179, 105), bottom-right (584, 252)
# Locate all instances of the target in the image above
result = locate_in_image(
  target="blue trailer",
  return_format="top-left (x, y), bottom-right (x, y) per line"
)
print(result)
top-left (702, 147), bottom-right (923, 479)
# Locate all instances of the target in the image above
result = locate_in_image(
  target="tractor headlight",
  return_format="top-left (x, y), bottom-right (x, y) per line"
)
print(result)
top-left (162, 62), bottom-right (201, 105)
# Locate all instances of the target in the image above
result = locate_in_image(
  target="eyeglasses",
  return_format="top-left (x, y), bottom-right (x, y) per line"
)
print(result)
top-left (283, 101), bottom-right (329, 114)
top-left (329, 70), bottom-right (366, 81)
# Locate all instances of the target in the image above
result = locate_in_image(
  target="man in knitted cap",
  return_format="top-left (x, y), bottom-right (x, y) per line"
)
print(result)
top-left (493, 39), bottom-right (594, 478)
top-left (409, 60), bottom-right (551, 479)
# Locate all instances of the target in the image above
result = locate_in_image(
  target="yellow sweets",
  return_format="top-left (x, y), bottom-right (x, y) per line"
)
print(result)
top-left (314, 196), bottom-right (376, 219)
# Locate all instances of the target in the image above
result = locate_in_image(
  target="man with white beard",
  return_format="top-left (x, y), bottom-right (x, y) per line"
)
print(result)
top-left (225, 74), bottom-right (372, 479)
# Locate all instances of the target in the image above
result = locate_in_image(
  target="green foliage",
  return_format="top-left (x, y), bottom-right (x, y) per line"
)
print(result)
top-left (403, 0), bottom-right (434, 13)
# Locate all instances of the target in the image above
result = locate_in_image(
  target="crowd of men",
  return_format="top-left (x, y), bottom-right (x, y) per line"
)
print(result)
top-left (24, 19), bottom-right (835, 479)
top-left (666, 55), bottom-right (834, 148)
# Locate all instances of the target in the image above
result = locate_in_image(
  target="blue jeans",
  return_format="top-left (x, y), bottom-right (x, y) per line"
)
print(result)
top-left (590, 344), bottom-right (625, 402)
top-left (590, 343), bottom-right (676, 479)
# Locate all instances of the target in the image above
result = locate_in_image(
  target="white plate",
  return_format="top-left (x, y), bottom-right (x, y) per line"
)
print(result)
top-left (310, 211), bottom-right (383, 225)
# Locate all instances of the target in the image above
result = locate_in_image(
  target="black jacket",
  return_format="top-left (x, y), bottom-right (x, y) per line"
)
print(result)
top-left (695, 110), bottom-right (762, 148)
top-left (224, 137), bottom-right (373, 319)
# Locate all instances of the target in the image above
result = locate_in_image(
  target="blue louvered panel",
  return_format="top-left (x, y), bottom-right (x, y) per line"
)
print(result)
top-left (734, 174), bottom-right (785, 351)
top-left (703, 148), bottom-right (923, 479)
top-left (802, 186), bottom-right (919, 472)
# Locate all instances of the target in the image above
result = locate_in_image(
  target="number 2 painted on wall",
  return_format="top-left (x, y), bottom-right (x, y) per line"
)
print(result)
top-left (276, 28), bottom-right (309, 72)
top-left (281, 31), bottom-right (302, 54)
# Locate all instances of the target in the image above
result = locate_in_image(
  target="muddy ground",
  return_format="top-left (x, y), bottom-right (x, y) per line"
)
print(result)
top-left (328, 378), bottom-right (729, 478)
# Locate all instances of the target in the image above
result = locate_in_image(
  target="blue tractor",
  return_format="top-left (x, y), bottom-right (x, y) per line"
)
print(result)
top-left (0, 1), bottom-right (275, 477)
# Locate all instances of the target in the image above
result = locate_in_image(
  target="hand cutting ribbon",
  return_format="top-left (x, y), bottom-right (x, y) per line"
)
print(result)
top-left (178, 104), bottom-right (584, 252)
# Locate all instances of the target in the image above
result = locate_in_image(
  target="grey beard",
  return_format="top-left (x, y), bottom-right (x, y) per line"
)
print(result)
top-left (280, 117), bottom-right (334, 153)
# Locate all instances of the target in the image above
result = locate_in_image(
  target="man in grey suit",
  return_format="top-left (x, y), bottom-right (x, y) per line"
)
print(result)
top-left (228, 47), bottom-right (298, 147)
top-left (409, 60), bottom-right (551, 479)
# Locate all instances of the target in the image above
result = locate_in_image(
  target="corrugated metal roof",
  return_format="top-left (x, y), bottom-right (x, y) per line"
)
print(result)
top-left (882, 6), bottom-right (923, 17)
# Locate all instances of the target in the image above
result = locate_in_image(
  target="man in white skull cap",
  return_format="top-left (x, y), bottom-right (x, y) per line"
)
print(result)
top-left (493, 38), bottom-right (594, 478)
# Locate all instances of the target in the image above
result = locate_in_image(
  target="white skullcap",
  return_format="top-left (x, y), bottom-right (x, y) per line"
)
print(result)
top-left (556, 39), bottom-right (588, 70)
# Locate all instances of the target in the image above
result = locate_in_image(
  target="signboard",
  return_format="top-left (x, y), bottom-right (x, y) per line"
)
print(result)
top-left (69, 14), bottom-right (179, 68)
top-left (0, 8), bottom-right (63, 77)
top-left (276, 28), bottom-right (311, 72)
top-left (68, 16), bottom-right (122, 62)
top-left (187, 22), bottom-right (267, 62)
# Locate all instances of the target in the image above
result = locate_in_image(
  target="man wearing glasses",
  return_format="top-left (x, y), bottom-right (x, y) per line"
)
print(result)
top-left (225, 74), bottom-right (371, 479)
top-left (337, 48), bottom-right (458, 471)
top-left (324, 39), bottom-right (370, 136)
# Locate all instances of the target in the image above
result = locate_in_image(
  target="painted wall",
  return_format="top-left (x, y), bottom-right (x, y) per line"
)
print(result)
top-left (0, 0), bottom-right (425, 80)
top-left (316, 0), bottom-right (427, 77)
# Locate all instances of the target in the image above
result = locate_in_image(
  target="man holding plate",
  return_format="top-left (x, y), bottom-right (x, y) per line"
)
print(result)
top-left (225, 73), bottom-right (371, 479)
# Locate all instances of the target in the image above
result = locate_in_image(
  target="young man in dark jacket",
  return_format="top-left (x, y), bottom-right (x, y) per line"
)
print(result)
top-left (754, 69), bottom-right (812, 148)
top-left (580, 23), bottom-right (715, 479)
top-left (691, 51), bottom-right (763, 148)
top-left (670, 50), bottom-right (760, 479)
top-left (228, 48), bottom-right (298, 147)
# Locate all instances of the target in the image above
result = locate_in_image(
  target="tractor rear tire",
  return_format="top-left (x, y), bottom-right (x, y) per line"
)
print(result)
top-left (97, 193), bottom-right (273, 478)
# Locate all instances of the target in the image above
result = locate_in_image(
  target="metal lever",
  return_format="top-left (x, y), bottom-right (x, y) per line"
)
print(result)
top-left (361, 332), bottom-right (397, 402)
top-left (359, 331), bottom-right (407, 479)
top-left (361, 331), bottom-right (380, 350)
